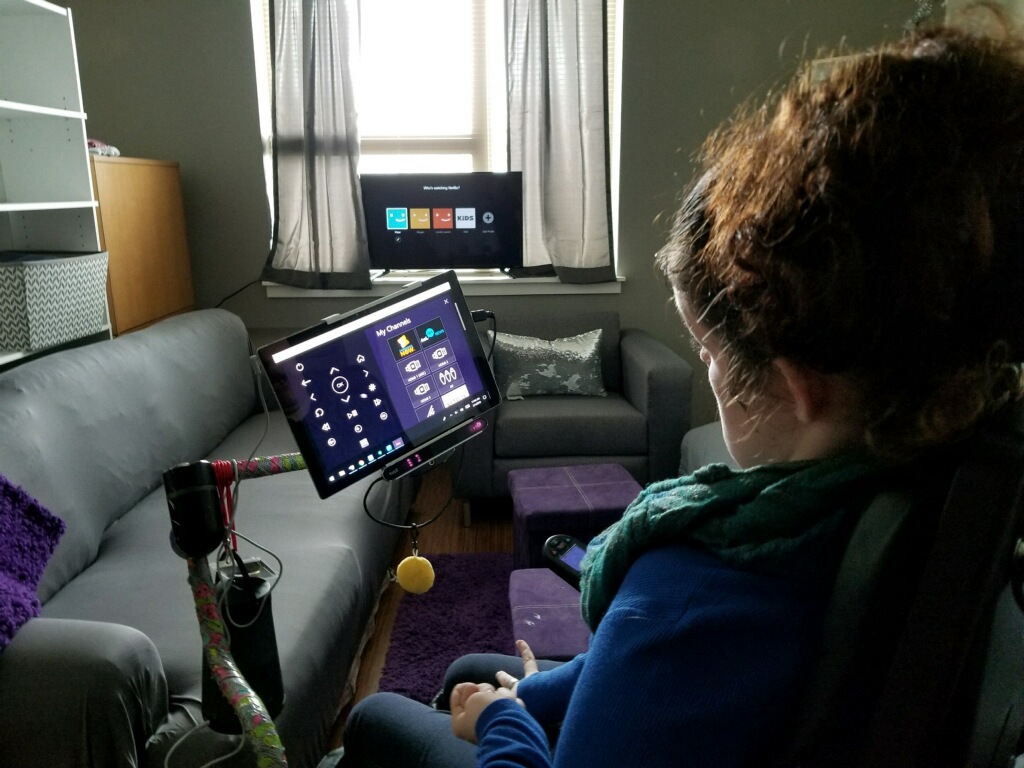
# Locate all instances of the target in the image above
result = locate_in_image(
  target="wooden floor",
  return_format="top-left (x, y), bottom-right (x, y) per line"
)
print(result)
top-left (329, 464), bottom-right (513, 748)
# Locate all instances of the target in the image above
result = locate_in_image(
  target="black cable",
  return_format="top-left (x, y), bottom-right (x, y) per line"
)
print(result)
top-left (215, 278), bottom-right (262, 309)
top-left (471, 309), bottom-right (498, 361)
top-left (361, 473), bottom-right (455, 532)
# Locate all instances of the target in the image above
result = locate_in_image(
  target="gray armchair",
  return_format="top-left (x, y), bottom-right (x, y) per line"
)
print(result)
top-left (453, 311), bottom-right (693, 507)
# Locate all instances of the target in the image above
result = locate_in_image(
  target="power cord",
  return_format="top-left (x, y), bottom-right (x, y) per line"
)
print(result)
top-left (164, 719), bottom-right (248, 768)
top-left (361, 473), bottom-right (455, 533)
top-left (214, 278), bottom-right (262, 309)
top-left (471, 309), bottom-right (497, 361)
top-left (213, 348), bottom-right (278, 633)
top-left (215, 531), bottom-right (284, 634)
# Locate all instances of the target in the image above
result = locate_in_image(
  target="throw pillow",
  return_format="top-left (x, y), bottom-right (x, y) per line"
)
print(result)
top-left (0, 475), bottom-right (66, 651)
top-left (488, 329), bottom-right (606, 400)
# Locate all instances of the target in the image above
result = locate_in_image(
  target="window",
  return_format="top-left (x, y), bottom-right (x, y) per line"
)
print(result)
top-left (357, 0), bottom-right (508, 174)
top-left (254, 0), bottom-right (620, 286)
top-left (251, 0), bottom-right (619, 181)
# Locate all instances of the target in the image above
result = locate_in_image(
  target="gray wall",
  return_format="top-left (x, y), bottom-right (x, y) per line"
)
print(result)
top-left (66, 0), bottom-right (919, 426)
top-left (66, 1), bottom-right (269, 319)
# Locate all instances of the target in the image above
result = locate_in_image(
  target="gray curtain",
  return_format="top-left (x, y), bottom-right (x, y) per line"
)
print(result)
top-left (507, 0), bottom-right (615, 283)
top-left (261, 0), bottom-right (371, 289)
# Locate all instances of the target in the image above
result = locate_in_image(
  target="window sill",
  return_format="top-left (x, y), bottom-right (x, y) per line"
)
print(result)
top-left (263, 270), bottom-right (624, 298)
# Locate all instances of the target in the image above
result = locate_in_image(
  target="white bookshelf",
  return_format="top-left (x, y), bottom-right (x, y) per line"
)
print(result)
top-left (0, 0), bottom-right (99, 252)
top-left (0, 0), bottom-right (106, 364)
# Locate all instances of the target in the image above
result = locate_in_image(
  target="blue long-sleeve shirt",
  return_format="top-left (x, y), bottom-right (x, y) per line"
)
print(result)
top-left (475, 544), bottom-right (831, 767)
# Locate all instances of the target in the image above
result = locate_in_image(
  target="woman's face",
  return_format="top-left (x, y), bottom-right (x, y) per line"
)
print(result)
top-left (676, 291), bottom-right (800, 468)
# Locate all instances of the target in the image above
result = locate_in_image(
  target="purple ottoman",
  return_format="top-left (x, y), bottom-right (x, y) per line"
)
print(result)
top-left (508, 464), bottom-right (641, 569)
top-left (509, 568), bottom-right (590, 660)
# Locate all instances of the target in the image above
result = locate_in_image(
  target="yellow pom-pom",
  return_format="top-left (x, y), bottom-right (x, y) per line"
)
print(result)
top-left (396, 555), bottom-right (435, 594)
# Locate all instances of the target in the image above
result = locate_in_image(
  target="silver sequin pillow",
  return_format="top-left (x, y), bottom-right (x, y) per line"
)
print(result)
top-left (488, 329), bottom-right (606, 400)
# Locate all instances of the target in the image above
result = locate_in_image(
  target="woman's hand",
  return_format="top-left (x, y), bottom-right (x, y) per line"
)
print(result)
top-left (450, 682), bottom-right (522, 743)
top-left (495, 639), bottom-right (539, 697)
top-left (450, 640), bottom-right (540, 743)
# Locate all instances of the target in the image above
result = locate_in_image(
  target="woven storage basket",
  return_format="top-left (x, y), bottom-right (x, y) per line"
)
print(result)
top-left (0, 251), bottom-right (108, 351)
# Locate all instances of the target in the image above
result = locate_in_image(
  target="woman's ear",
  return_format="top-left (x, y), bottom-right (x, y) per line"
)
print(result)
top-left (772, 358), bottom-right (827, 423)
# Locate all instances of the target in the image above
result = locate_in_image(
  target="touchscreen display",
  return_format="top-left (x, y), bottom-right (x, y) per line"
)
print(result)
top-left (257, 272), bottom-right (500, 499)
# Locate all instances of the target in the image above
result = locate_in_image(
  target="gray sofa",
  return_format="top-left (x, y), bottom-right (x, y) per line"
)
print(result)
top-left (454, 311), bottom-right (693, 502)
top-left (0, 309), bottom-right (414, 768)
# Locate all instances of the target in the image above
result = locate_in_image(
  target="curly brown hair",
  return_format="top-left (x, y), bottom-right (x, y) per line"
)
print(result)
top-left (657, 22), bottom-right (1024, 458)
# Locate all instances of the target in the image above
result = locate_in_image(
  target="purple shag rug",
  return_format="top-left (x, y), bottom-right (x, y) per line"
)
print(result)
top-left (378, 552), bottom-right (515, 704)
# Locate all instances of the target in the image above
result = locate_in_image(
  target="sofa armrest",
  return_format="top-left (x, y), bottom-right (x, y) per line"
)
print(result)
top-left (680, 421), bottom-right (737, 474)
top-left (620, 329), bottom-right (694, 482)
top-left (0, 618), bottom-right (168, 768)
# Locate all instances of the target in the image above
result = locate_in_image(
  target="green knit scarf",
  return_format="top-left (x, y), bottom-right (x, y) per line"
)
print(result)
top-left (579, 453), bottom-right (891, 630)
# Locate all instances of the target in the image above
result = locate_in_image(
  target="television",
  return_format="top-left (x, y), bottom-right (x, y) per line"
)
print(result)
top-left (257, 271), bottom-right (501, 499)
top-left (360, 172), bottom-right (523, 271)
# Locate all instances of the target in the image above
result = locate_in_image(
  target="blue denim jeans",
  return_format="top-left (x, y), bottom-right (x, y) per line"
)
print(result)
top-left (340, 653), bottom-right (563, 768)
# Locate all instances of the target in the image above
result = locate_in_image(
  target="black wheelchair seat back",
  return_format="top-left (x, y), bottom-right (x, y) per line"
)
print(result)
top-left (779, 398), bottom-right (1024, 768)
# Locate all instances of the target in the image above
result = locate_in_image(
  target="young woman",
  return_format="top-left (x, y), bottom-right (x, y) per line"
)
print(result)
top-left (340, 18), bottom-right (1024, 768)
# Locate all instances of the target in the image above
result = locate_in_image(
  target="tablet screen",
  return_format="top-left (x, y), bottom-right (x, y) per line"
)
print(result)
top-left (257, 271), bottom-right (500, 499)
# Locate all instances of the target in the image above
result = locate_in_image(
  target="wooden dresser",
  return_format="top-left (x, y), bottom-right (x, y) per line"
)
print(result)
top-left (90, 155), bottom-right (195, 335)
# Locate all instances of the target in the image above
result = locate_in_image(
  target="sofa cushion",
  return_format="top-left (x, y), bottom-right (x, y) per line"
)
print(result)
top-left (489, 329), bottom-right (606, 399)
top-left (494, 393), bottom-right (646, 457)
top-left (0, 309), bottom-right (257, 602)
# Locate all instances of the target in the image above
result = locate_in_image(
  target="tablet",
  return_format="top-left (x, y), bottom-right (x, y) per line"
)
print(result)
top-left (257, 271), bottom-right (500, 499)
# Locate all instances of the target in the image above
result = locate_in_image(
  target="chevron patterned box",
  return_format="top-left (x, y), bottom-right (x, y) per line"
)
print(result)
top-left (0, 251), bottom-right (109, 351)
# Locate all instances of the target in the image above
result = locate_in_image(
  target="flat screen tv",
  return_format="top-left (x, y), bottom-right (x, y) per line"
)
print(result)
top-left (360, 172), bottom-right (523, 271)
top-left (257, 271), bottom-right (501, 499)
